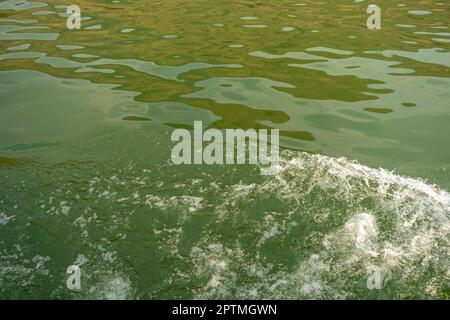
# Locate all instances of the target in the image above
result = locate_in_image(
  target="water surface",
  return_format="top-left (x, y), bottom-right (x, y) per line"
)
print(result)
top-left (0, 0), bottom-right (449, 299)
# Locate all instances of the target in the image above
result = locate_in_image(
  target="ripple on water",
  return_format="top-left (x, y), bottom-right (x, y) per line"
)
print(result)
top-left (161, 34), bottom-right (178, 39)
top-left (120, 28), bottom-right (135, 33)
top-left (408, 10), bottom-right (432, 15)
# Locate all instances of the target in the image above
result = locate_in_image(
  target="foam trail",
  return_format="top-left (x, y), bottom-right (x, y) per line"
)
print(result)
top-left (195, 151), bottom-right (450, 299)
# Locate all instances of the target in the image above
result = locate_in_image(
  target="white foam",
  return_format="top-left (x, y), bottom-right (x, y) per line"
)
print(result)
top-left (0, 212), bottom-right (14, 225)
top-left (194, 151), bottom-right (450, 298)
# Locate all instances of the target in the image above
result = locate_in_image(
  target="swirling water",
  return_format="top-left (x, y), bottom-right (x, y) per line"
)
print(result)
top-left (0, 0), bottom-right (449, 299)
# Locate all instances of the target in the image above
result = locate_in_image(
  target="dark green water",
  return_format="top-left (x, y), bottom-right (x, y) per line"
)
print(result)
top-left (0, 0), bottom-right (449, 299)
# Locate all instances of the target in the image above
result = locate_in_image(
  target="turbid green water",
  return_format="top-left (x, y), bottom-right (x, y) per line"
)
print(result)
top-left (0, 0), bottom-right (449, 299)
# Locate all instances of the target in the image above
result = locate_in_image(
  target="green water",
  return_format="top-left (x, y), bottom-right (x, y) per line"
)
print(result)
top-left (0, 0), bottom-right (449, 299)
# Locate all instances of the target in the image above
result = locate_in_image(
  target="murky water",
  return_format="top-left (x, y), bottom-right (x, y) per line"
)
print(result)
top-left (0, 0), bottom-right (449, 299)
